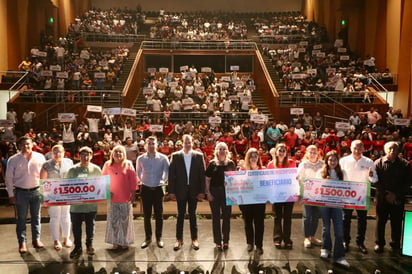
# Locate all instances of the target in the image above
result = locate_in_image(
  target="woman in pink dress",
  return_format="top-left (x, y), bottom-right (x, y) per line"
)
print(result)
top-left (102, 145), bottom-right (139, 250)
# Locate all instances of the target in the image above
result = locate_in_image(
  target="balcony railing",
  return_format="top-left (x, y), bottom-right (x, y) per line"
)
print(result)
top-left (140, 40), bottom-right (258, 50)
top-left (17, 89), bottom-right (123, 107)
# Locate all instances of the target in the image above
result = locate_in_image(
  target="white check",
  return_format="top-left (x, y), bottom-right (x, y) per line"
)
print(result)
top-left (224, 168), bottom-right (299, 205)
top-left (40, 176), bottom-right (110, 206)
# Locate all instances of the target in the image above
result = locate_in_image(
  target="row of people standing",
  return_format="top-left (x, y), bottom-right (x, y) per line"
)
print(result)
top-left (5, 135), bottom-right (410, 265)
top-left (5, 136), bottom-right (139, 257)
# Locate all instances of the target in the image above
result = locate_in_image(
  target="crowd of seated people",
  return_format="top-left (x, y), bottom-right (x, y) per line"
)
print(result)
top-left (251, 12), bottom-right (326, 44)
top-left (149, 11), bottom-right (248, 40)
top-left (67, 7), bottom-right (145, 36)
top-left (2, 104), bottom-right (412, 182)
top-left (17, 37), bottom-right (129, 102)
top-left (262, 39), bottom-right (393, 103)
top-left (139, 66), bottom-right (258, 123)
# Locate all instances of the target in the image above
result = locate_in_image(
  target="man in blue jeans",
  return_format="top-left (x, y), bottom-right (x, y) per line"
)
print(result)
top-left (6, 136), bottom-right (46, 254)
top-left (66, 146), bottom-right (102, 259)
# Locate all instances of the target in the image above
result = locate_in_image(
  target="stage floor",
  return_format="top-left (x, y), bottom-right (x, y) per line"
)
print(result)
top-left (0, 218), bottom-right (410, 274)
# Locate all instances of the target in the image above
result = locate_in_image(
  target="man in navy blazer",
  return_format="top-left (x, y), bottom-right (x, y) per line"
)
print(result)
top-left (168, 134), bottom-right (206, 251)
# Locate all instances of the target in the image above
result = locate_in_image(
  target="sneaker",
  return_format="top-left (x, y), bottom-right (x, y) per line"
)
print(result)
top-left (304, 238), bottom-right (312, 248)
top-left (334, 257), bottom-right (350, 268)
top-left (320, 249), bottom-right (330, 259)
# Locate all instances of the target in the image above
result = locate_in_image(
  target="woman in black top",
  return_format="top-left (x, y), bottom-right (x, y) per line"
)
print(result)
top-left (205, 142), bottom-right (236, 251)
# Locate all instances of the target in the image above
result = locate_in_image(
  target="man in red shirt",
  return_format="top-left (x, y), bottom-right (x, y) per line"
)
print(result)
top-left (283, 126), bottom-right (299, 154)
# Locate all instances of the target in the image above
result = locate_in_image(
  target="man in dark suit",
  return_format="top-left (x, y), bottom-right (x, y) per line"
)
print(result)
top-left (168, 134), bottom-right (206, 251)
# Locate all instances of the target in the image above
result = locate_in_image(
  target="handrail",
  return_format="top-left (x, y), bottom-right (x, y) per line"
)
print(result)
top-left (317, 92), bottom-right (355, 114)
top-left (136, 111), bottom-right (266, 123)
top-left (140, 40), bottom-right (258, 50)
top-left (79, 32), bottom-right (147, 42)
top-left (254, 49), bottom-right (278, 98)
top-left (323, 114), bottom-right (348, 122)
top-left (368, 74), bottom-right (388, 92)
top-left (278, 90), bottom-right (377, 109)
top-left (6, 71), bottom-right (29, 93)
top-left (17, 89), bottom-right (122, 106)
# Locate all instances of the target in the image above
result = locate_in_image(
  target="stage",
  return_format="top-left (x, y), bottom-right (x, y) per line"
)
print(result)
top-left (0, 218), bottom-right (410, 274)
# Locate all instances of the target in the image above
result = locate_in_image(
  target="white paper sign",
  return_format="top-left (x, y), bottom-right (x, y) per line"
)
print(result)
top-left (201, 67), bottom-right (211, 72)
top-left (149, 124), bottom-right (163, 132)
top-left (147, 67), bottom-right (156, 73)
top-left (87, 105), bottom-right (102, 112)
top-left (250, 114), bottom-right (268, 124)
top-left (335, 122), bottom-right (351, 130)
top-left (394, 119), bottom-right (410, 126)
top-left (209, 116), bottom-right (222, 124)
top-left (40, 70), bottom-right (53, 77)
top-left (50, 65), bottom-right (61, 71)
top-left (290, 108), bottom-right (304, 115)
top-left (94, 72), bottom-right (106, 79)
top-left (143, 88), bottom-right (154, 95)
top-left (159, 67), bottom-right (169, 73)
top-left (103, 108), bottom-right (121, 115)
top-left (58, 113), bottom-right (76, 122)
top-left (121, 108), bottom-right (136, 117)
top-left (56, 72), bottom-right (68, 78)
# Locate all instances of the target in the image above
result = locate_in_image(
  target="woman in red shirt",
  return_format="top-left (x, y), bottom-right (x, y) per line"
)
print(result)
top-left (233, 134), bottom-right (249, 157)
top-left (267, 143), bottom-right (296, 249)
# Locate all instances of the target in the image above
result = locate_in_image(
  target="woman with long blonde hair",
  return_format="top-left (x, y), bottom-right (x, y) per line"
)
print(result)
top-left (297, 145), bottom-right (324, 248)
top-left (205, 142), bottom-right (236, 250)
top-left (102, 145), bottom-right (138, 250)
top-left (239, 148), bottom-right (265, 255)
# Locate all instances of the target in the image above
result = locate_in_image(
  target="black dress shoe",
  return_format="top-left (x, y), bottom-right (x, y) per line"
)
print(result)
top-left (247, 244), bottom-right (253, 252)
top-left (256, 247), bottom-right (264, 255)
top-left (86, 246), bottom-right (95, 255)
top-left (70, 247), bottom-right (83, 259)
top-left (358, 244), bottom-right (368, 254)
top-left (156, 240), bottom-right (164, 248)
top-left (141, 240), bottom-right (151, 249)
top-left (374, 245), bottom-right (384, 253)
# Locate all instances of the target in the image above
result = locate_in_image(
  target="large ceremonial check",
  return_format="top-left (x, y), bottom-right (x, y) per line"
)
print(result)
top-left (40, 176), bottom-right (110, 206)
top-left (224, 168), bottom-right (299, 206)
top-left (300, 177), bottom-right (370, 210)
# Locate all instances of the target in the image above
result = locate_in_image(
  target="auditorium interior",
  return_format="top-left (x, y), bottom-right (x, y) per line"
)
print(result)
top-left (0, 0), bottom-right (412, 273)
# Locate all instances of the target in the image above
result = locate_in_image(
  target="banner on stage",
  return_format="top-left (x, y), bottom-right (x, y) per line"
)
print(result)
top-left (300, 177), bottom-right (370, 210)
top-left (224, 168), bottom-right (299, 206)
top-left (40, 176), bottom-right (110, 206)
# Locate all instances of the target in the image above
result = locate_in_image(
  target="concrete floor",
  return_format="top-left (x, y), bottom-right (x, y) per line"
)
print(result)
top-left (0, 217), bottom-right (411, 274)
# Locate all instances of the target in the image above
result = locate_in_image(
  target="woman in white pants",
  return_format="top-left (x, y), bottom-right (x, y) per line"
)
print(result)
top-left (40, 144), bottom-right (73, 250)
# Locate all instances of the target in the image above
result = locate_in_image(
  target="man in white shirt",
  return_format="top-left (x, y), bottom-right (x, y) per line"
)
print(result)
top-left (168, 135), bottom-right (205, 251)
top-left (6, 136), bottom-right (46, 254)
top-left (339, 140), bottom-right (378, 254)
top-left (84, 110), bottom-right (101, 140)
